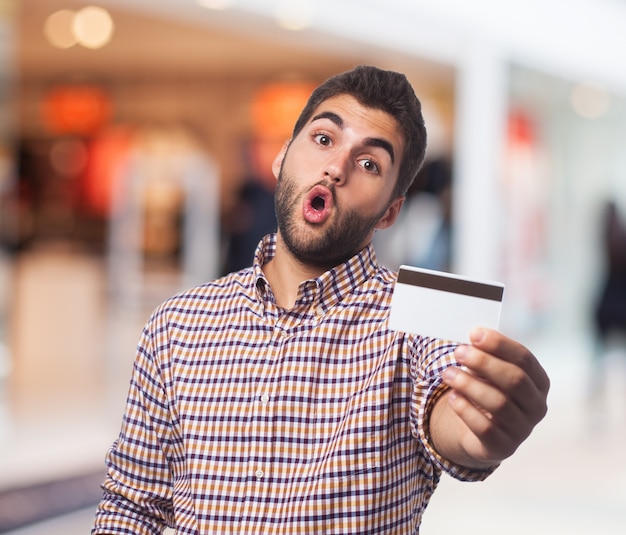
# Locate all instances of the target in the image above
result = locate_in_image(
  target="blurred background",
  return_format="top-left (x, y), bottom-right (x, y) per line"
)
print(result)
top-left (0, 0), bottom-right (625, 533)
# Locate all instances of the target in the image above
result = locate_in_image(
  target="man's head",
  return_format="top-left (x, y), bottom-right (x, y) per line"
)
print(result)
top-left (291, 65), bottom-right (427, 199)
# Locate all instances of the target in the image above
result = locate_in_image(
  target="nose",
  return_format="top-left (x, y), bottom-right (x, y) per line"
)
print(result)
top-left (323, 152), bottom-right (348, 185)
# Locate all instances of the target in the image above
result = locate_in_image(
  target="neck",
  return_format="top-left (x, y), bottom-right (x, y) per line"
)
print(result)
top-left (262, 234), bottom-right (327, 309)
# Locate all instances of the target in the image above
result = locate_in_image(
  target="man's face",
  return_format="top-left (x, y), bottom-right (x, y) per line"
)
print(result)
top-left (272, 94), bottom-right (405, 269)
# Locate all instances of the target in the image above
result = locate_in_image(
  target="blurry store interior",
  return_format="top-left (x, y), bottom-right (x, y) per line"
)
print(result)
top-left (1, 0), bottom-right (626, 533)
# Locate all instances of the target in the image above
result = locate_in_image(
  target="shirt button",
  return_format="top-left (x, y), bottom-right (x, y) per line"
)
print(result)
top-left (260, 394), bottom-right (270, 404)
top-left (255, 469), bottom-right (264, 479)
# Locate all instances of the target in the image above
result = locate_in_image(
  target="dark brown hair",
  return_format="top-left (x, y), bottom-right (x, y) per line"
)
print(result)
top-left (291, 65), bottom-right (427, 198)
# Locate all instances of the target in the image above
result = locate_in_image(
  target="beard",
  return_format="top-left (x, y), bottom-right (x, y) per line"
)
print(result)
top-left (274, 168), bottom-right (389, 270)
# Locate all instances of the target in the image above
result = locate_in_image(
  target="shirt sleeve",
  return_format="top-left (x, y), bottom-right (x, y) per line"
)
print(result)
top-left (409, 336), bottom-right (498, 482)
top-left (92, 315), bottom-right (176, 535)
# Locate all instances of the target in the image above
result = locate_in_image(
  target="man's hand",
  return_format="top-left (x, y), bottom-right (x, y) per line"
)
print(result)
top-left (430, 327), bottom-right (550, 469)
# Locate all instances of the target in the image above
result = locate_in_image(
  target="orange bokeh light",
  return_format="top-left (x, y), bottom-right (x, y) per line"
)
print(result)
top-left (42, 85), bottom-right (112, 135)
top-left (251, 81), bottom-right (315, 140)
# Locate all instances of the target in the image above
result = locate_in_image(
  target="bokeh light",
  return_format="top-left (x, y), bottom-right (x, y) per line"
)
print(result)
top-left (43, 9), bottom-right (77, 49)
top-left (72, 6), bottom-right (114, 49)
top-left (43, 6), bottom-right (114, 50)
top-left (196, 0), bottom-right (233, 9)
top-left (42, 84), bottom-right (113, 135)
top-left (49, 138), bottom-right (89, 178)
top-left (570, 81), bottom-right (611, 119)
top-left (273, 0), bottom-right (314, 31)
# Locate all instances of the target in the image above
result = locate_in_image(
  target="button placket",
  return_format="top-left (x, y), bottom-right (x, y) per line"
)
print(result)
top-left (244, 325), bottom-right (282, 506)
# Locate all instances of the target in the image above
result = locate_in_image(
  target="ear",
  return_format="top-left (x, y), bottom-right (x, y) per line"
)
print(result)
top-left (375, 196), bottom-right (405, 230)
top-left (271, 140), bottom-right (290, 180)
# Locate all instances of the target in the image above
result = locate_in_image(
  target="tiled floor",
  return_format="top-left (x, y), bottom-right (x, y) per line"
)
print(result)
top-left (1, 249), bottom-right (625, 534)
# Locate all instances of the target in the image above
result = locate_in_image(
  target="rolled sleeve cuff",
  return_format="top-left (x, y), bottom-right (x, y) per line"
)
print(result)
top-left (417, 377), bottom-right (499, 482)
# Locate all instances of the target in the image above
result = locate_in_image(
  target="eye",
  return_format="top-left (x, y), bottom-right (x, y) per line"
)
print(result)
top-left (314, 133), bottom-right (332, 146)
top-left (358, 158), bottom-right (380, 174)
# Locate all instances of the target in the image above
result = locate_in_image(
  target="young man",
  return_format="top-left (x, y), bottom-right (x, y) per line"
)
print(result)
top-left (92, 65), bottom-right (549, 534)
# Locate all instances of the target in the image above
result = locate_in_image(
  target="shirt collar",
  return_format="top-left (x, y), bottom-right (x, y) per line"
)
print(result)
top-left (252, 233), bottom-right (380, 311)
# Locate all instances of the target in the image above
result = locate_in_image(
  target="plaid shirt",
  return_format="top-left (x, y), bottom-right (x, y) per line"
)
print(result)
top-left (93, 234), bottom-right (493, 535)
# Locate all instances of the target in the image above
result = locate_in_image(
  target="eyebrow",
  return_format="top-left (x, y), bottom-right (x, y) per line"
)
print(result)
top-left (311, 110), bottom-right (396, 164)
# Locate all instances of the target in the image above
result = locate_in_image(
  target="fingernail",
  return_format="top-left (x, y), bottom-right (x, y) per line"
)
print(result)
top-left (454, 344), bottom-right (468, 362)
top-left (470, 328), bottom-right (485, 344)
top-left (443, 366), bottom-right (458, 381)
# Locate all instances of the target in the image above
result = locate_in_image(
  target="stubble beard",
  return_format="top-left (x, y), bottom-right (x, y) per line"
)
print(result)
top-left (274, 168), bottom-right (388, 270)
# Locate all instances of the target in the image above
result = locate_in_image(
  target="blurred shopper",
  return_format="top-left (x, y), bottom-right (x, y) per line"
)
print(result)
top-left (223, 81), bottom-right (313, 275)
top-left (591, 200), bottom-right (626, 398)
top-left (92, 66), bottom-right (549, 535)
top-left (374, 157), bottom-right (453, 271)
top-left (221, 138), bottom-right (278, 274)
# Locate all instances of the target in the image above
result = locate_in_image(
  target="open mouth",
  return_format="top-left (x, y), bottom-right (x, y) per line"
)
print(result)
top-left (303, 185), bottom-right (333, 224)
top-left (311, 195), bottom-right (326, 211)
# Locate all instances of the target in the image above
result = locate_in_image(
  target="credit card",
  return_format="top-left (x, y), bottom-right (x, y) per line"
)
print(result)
top-left (388, 265), bottom-right (504, 344)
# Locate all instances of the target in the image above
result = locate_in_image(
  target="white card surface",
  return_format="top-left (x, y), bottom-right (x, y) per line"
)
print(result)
top-left (388, 265), bottom-right (504, 344)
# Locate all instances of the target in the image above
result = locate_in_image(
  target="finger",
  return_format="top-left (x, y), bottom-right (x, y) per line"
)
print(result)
top-left (442, 368), bottom-right (541, 463)
top-left (443, 365), bottom-right (535, 434)
top-left (444, 389), bottom-right (521, 461)
top-left (453, 344), bottom-right (540, 410)
top-left (452, 344), bottom-right (549, 425)
top-left (468, 328), bottom-right (551, 394)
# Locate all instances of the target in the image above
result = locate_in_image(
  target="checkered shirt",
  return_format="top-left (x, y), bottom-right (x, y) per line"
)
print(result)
top-left (92, 233), bottom-right (493, 535)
